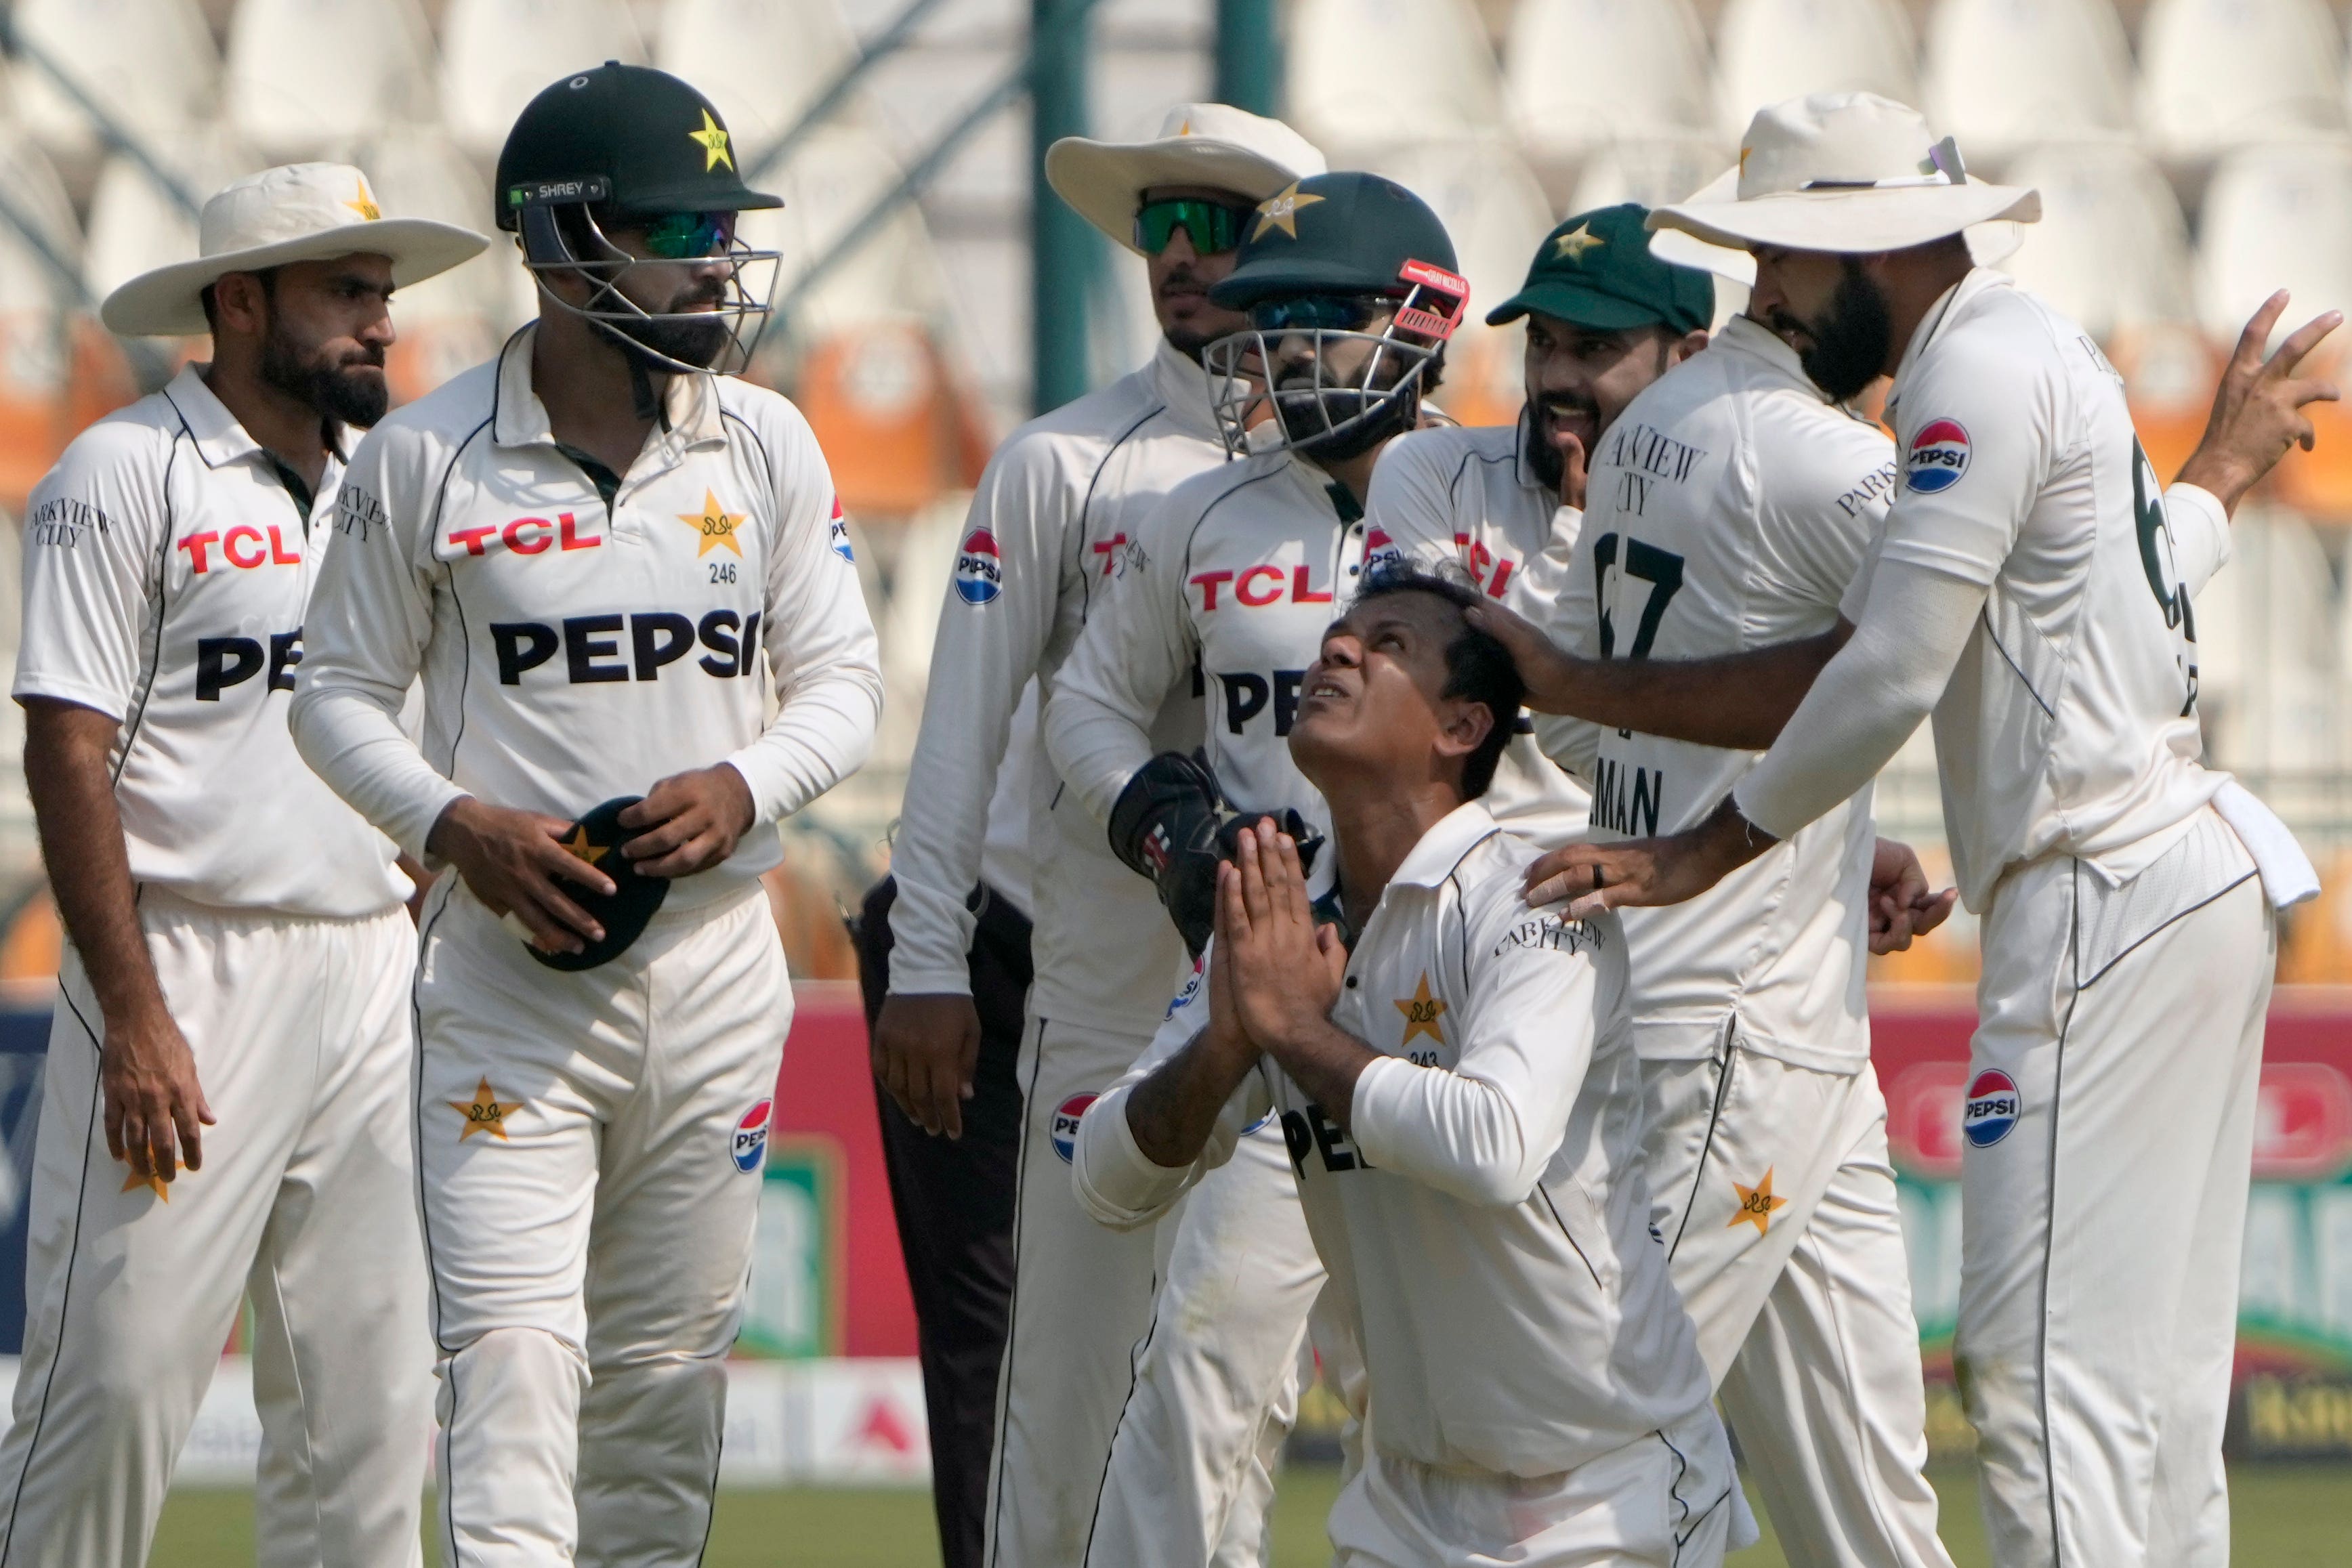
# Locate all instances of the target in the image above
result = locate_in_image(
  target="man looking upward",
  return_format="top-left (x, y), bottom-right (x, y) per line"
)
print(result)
top-left (1072, 566), bottom-right (1735, 1567)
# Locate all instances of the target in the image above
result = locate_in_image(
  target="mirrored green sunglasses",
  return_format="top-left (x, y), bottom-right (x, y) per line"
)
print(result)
top-left (1133, 198), bottom-right (1251, 257)
top-left (639, 211), bottom-right (737, 260)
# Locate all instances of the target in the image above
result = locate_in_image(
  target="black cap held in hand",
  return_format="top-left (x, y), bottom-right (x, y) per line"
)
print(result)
top-left (527, 795), bottom-right (672, 972)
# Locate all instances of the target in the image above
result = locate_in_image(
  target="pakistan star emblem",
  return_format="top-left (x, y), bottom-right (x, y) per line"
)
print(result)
top-left (1252, 181), bottom-right (1324, 241)
top-left (345, 176), bottom-right (382, 222)
top-left (560, 826), bottom-right (608, 865)
top-left (121, 1168), bottom-right (172, 1202)
top-left (689, 109), bottom-right (734, 171)
top-left (1393, 971), bottom-right (1448, 1048)
top-left (452, 1078), bottom-right (524, 1142)
top-left (1729, 1168), bottom-right (1789, 1235)
top-left (676, 490), bottom-right (746, 557)
top-left (1552, 221), bottom-right (1603, 263)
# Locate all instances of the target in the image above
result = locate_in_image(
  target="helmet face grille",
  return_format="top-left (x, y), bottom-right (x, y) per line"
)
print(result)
top-left (518, 202), bottom-right (780, 377)
top-left (1203, 320), bottom-right (1439, 459)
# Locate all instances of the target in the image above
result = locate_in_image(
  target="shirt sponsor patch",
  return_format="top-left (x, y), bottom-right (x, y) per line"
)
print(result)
top-left (733, 1098), bottom-right (774, 1172)
top-left (954, 526), bottom-right (1003, 605)
top-left (1051, 1093), bottom-right (1097, 1163)
top-left (1905, 419), bottom-right (1971, 494)
top-left (829, 496), bottom-right (854, 561)
top-left (1961, 1069), bottom-right (2019, 1148)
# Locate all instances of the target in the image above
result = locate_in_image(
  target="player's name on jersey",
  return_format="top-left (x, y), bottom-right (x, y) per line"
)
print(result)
top-left (1587, 755), bottom-right (1666, 839)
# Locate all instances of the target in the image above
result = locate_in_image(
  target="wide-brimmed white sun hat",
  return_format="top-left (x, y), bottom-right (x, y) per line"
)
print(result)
top-left (102, 163), bottom-right (489, 337)
top-left (1045, 104), bottom-right (1325, 255)
top-left (1648, 93), bottom-right (2039, 256)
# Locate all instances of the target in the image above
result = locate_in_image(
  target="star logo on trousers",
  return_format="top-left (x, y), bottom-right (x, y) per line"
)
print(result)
top-left (676, 490), bottom-right (746, 557)
top-left (1729, 1168), bottom-right (1789, 1235)
top-left (1393, 971), bottom-right (1448, 1048)
top-left (120, 1166), bottom-right (172, 1202)
top-left (452, 1078), bottom-right (524, 1141)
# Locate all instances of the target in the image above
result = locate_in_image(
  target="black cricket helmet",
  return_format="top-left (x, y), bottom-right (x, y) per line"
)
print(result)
top-left (1201, 172), bottom-right (1467, 460)
top-left (497, 62), bottom-right (782, 376)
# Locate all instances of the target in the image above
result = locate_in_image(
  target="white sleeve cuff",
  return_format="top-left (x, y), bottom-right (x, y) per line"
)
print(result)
top-left (1070, 1083), bottom-right (1201, 1229)
top-left (2163, 482), bottom-right (2231, 598)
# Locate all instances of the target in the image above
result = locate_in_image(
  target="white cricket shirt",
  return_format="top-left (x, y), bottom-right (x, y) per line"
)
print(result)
top-left (1363, 415), bottom-right (1593, 850)
top-left (1559, 317), bottom-right (1897, 1071)
top-left (291, 328), bottom-right (882, 909)
top-left (1072, 801), bottom-right (1717, 1477)
top-left (13, 366), bottom-right (407, 918)
top-left (1047, 442), bottom-right (1590, 912)
top-left (1737, 270), bottom-right (2235, 912)
top-left (886, 340), bottom-right (1220, 1034)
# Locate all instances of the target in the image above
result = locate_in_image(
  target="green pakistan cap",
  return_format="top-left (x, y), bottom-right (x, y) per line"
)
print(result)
top-left (1486, 203), bottom-right (1713, 335)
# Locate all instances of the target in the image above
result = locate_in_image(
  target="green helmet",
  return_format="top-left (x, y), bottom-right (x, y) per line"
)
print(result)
top-left (497, 62), bottom-right (783, 377)
top-left (1201, 172), bottom-right (1467, 460)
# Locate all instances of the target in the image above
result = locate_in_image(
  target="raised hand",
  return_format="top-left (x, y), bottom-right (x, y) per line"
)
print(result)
top-left (2176, 291), bottom-right (2343, 514)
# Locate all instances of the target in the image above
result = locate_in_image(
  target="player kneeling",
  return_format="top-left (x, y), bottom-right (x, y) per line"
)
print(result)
top-left (1070, 566), bottom-right (1734, 1567)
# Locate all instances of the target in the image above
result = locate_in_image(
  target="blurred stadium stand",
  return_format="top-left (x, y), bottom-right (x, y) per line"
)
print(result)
top-left (1, 0), bottom-right (2352, 981)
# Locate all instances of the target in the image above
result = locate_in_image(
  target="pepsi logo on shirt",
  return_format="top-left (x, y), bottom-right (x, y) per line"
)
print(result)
top-left (1904, 419), bottom-right (1971, 494)
top-left (955, 527), bottom-right (1003, 606)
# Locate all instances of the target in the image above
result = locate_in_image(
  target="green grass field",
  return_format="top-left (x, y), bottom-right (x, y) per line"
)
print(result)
top-left (147, 1463), bottom-right (2352, 1566)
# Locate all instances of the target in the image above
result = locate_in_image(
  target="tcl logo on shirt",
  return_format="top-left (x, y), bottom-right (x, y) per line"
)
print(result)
top-left (1190, 564), bottom-right (1337, 611)
top-left (1450, 532), bottom-right (1518, 599)
top-left (446, 513), bottom-right (603, 557)
top-left (178, 525), bottom-right (306, 574)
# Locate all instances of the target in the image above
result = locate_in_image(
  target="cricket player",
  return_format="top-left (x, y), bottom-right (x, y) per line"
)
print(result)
top-left (874, 102), bottom-right (1324, 1568)
top-left (1364, 204), bottom-right (1713, 841)
top-left (0, 164), bottom-right (484, 1567)
top-left (1073, 567), bottom-right (1736, 1567)
top-left (289, 66), bottom-right (881, 1566)
top-left (1374, 196), bottom-right (1959, 1566)
top-left (1492, 94), bottom-right (2333, 1567)
top-left (1047, 171), bottom-right (1599, 1568)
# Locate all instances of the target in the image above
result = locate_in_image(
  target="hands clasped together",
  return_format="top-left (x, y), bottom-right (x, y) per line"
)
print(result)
top-left (1204, 819), bottom-right (1349, 1068)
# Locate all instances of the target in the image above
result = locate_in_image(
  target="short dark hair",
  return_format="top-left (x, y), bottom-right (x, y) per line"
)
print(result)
top-left (1349, 561), bottom-right (1524, 798)
top-left (198, 266), bottom-right (279, 335)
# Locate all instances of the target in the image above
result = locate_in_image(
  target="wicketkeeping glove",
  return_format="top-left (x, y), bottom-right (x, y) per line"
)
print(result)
top-left (1108, 752), bottom-right (1323, 958)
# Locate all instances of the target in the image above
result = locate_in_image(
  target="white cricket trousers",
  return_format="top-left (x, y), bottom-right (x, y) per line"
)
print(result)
top-left (1083, 1122), bottom-right (1321, 1568)
top-left (0, 889), bottom-right (429, 1568)
top-left (988, 1016), bottom-right (1315, 1568)
top-left (1642, 1046), bottom-right (1952, 1568)
top-left (1956, 811), bottom-right (2271, 1568)
top-left (1326, 1414), bottom-right (1736, 1568)
top-left (413, 878), bottom-right (789, 1568)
